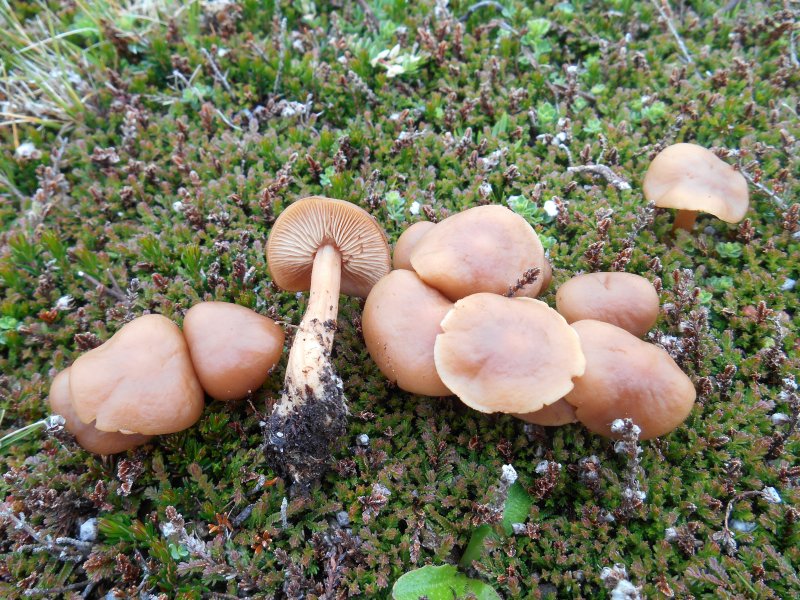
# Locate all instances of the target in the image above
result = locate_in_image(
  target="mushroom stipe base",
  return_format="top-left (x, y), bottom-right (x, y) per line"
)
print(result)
top-left (264, 360), bottom-right (349, 488)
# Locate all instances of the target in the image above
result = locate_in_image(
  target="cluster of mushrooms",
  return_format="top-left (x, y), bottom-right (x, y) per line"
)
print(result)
top-left (45, 141), bottom-right (749, 482)
top-left (363, 141), bottom-right (750, 440)
top-left (49, 303), bottom-right (285, 454)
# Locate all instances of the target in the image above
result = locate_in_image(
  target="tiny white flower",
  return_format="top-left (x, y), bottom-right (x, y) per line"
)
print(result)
top-left (664, 527), bottom-right (677, 541)
top-left (409, 201), bottom-right (420, 215)
top-left (543, 199), bottom-right (558, 217)
top-left (781, 278), bottom-right (796, 291)
top-left (172, 201), bottom-right (184, 212)
top-left (385, 64), bottom-right (405, 78)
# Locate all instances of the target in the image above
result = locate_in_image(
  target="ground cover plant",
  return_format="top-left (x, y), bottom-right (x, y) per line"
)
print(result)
top-left (0, 0), bottom-right (798, 597)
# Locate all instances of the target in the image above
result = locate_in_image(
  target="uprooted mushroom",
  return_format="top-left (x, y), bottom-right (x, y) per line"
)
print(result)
top-left (265, 196), bottom-right (391, 485)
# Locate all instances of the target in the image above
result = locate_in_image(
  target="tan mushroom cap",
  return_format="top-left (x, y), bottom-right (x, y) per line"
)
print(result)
top-left (393, 221), bottom-right (436, 271)
top-left (643, 143), bottom-right (749, 222)
top-left (434, 294), bottom-right (585, 414)
top-left (513, 399), bottom-right (578, 426)
top-left (556, 272), bottom-right (659, 337)
top-left (539, 258), bottom-right (553, 294)
top-left (409, 205), bottom-right (546, 301)
top-left (183, 302), bottom-right (285, 401)
top-left (267, 196), bottom-right (392, 298)
top-left (363, 270), bottom-right (452, 396)
top-left (70, 314), bottom-right (205, 435)
top-left (565, 320), bottom-right (696, 440)
top-left (49, 369), bottom-right (152, 454)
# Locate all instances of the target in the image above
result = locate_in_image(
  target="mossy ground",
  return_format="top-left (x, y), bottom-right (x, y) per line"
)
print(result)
top-left (1, 0), bottom-right (798, 598)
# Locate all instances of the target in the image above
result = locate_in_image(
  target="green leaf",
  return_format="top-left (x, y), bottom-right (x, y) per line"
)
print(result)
top-left (392, 565), bottom-right (501, 600)
top-left (501, 481), bottom-right (533, 534)
top-left (0, 316), bottom-right (19, 330)
top-left (491, 112), bottom-right (510, 137)
top-left (460, 482), bottom-right (532, 567)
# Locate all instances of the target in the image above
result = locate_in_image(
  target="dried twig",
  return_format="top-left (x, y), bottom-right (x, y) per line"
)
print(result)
top-left (737, 163), bottom-right (788, 209)
top-left (273, 17), bottom-right (287, 95)
top-left (200, 47), bottom-right (233, 96)
top-left (77, 270), bottom-right (126, 302)
top-left (459, 1), bottom-right (506, 22)
top-left (567, 164), bottom-right (632, 191)
top-left (356, 0), bottom-right (379, 33)
top-left (505, 268), bottom-right (540, 297)
top-left (650, 0), bottom-right (694, 64)
top-left (22, 582), bottom-right (89, 597)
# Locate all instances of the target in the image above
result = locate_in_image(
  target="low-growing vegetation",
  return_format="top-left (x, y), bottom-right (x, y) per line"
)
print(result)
top-left (0, 0), bottom-right (798, 598)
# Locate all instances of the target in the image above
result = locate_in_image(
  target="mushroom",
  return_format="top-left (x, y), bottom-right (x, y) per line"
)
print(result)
top-left (49, 368), bottom-right (152, 454)
top-left (363, 269), bottom-right (452, 396)
top-left (393, 221), bottom-right (436, 270)
top-left (69, 314), bottom-right (204, 435)
top-left (555, 272), bottom-right (659, 337)
top-left (265, 196), bottom-right (391, 484)
top-left (513, 399), bottom-right (578, 427)
top-left (434, 293), bottom-right (585, 414)
top-left (643, 143), bottom-right (749, 231)
top-left (410, 205), bottom-right (547, 300)
top-left (182, 302), bottom-right (285, 401)
top-left (564, 320), bottom-right (696, 440)
top-left (539, 258), bottom-right (553, 294)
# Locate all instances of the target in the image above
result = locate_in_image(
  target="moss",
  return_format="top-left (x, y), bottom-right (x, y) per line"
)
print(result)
top-left (0, 0), bottom-right (798, 597)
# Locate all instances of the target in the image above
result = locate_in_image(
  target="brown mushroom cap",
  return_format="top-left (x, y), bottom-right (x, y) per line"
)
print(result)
top-left (267, 196), bottom-right (392, 298)
top-left (409, 205), bottom-right (546, 301)
top-left (70, 314), bottom-right (205, 435)
top-left (363, 269), bottom-right (452, 396)
top-left (565, 320), bottom-right (696, 440)
top-left (393, 221), bottom-right (436, 271)
top-left (556, 272), bottom-right (659, 337)
top-left (183, 302), bottom-right (285, 401)
top-left (513, 398), bottom-right (578, 426)
top-left (643, 143), bottom-right (749, 223)
top-left (434, 294), bottom-right (585, 414)
top-left (49, 369), bottom-right (152, 454)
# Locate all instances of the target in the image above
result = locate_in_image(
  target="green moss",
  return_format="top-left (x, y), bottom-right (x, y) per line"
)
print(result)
top-left (1, 0), bottom-right (798, 597)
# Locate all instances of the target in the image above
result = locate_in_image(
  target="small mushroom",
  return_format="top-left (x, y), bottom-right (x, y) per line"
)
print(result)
top-left (69, 314), bottom-right (204, 435)
top-left (393, 221), bottom-right (436, 270)
top-left (555, 272), bottom-right (659, 337)
top-left (434, 293), bottom-right (585, 414)
top-left (410, 205), bottom-right (546, 300)
top-left (564, 320), bottom-right (696, 440)
top-left (265, 196), bottom-right (391, 484)
top-left (643, 143), bottom-right (749, 231)
top-left (49, 368), bottom-right (152, 454)
top-left (363, 269), bottom-right (452, 396)
top-left (182, 302), bottom-right (285, 401)
top-left (513, 399), bottom-right (578, 426)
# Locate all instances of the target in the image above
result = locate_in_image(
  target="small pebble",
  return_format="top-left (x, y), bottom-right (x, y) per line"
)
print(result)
top-left (336, 511), bottom-right (350, 527)
top-left (356, 433), bottom-right (370, 446)
top-left (79, 517), bottom-right (98, 542)
top-left (731, 519), bottom-right (757, 533)
top-left (781, 278), bottom-right (796, 291)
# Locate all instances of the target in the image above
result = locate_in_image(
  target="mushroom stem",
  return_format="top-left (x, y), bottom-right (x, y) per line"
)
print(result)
top-left (265, 244), bottom-right (349, 486)
top-left (672, 209), bottom-right (699, 232)
top-left (280, 244), bottom-right (342, 404)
